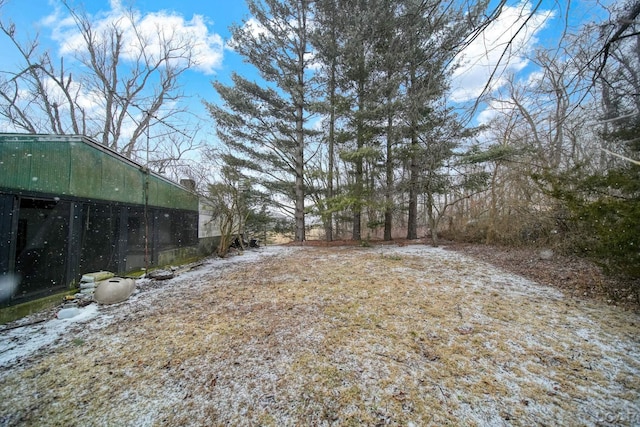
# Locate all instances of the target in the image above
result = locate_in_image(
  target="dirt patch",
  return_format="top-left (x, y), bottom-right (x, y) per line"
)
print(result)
top-left (0, 245), bottom-right (638, 426)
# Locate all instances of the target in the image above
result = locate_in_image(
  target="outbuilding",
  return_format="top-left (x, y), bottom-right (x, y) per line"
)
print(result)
top-left (0, 133), bottom-right (200, 309)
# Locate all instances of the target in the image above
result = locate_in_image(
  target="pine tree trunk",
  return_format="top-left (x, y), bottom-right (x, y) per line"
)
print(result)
top-left (352, 79), bottom-right (364, 242)
top-left (352, 154), bottom-right (363, 240)
top-left (426, 192), bottom-right (438, 246)
top-left (294, 95), bottom-right (305, 242)
top-left (325, 63), bottom-right (336, 242)
top-left (407, 132), bottom-right (419, 240)
top-left (384, 111), bottom-right (393, 241)
top-left (294, 4), bottom-right (307, 243)
top-left (406, 63), bottom-right (419, 241)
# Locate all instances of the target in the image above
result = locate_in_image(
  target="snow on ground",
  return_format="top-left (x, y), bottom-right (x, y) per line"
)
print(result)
top-left (0, 304), bottom-right (100, 368)
top-left (0, 243), bottom-right (638, 426)
top-left (0, 245), bottom-right (293, 370)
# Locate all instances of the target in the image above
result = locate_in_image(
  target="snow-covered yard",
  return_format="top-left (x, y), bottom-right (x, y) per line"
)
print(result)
top-left (0, 244), bottom-right (638, 426)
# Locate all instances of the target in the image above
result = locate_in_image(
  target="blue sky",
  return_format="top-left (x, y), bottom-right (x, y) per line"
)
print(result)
top-left (0, 0), bottom-right (250, 138)
top-left (0, 0), bottom-right (612, 139)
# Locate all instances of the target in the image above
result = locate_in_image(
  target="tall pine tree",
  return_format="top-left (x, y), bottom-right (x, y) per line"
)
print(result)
top-left (205, 0), bottom-right (314, 241)
top-left (398, 0), bottom-right (489, 240)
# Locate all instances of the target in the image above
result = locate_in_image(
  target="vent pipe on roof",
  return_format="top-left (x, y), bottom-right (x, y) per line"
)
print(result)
top-left (180, 179), bottom-right (196, 192)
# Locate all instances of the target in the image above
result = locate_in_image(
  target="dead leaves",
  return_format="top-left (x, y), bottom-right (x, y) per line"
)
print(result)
top-left (446, 243), bottom-right (638, 308)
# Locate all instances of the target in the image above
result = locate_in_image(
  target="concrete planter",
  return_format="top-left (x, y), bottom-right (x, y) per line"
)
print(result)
top-left (94, 278), bottom-right (136, 305)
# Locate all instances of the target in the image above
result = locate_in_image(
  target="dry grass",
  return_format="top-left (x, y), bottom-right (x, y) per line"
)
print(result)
top-left (0, 245), bottom-right (639, 426)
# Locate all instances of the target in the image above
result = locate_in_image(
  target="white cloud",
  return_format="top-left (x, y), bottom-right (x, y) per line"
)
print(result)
top-left (474, 96), bottom-right (519, 127)
top-left (227, 16), bottom-right (321, 74)
top-left (243, 17), bottom-right (270, 40)
top-left (450, 1), bottom-right (554, 103)
top-left (474, 67), bottom-right (549, 126)
top-left (226, 17), bottom-right (268, 51)
top-left (476, 105), bottom-right (499, 125)
top-left (46, 3), bottom-right (224, 75)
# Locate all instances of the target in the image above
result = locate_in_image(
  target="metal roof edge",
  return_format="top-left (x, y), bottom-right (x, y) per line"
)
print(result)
top-left (0, 133), bottom-right (195, 194)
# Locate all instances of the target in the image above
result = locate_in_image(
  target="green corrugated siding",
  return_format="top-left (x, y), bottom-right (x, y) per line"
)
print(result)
top-left (147, 176), bottom-right (160, 207)
top-left (123, 163), bottom-right (144, 205)
top-left (0, 142), bottom-right (31, 190)
top-left (30, 142), bottom-right (71, 194)
top-left (149, 174), bottom-right (177, 207)
top-left (173, 184), bottom-right (195, 208)
top-left (0, 139), bottom-right (71, 194)
top-left (0, 134), bottom-right (198, 211)
top-left (69, 140), bottom-right (102, 196)
top-left (100, 154), bottom-right (127, 202)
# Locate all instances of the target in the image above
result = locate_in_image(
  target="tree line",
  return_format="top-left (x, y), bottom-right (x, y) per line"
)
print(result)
top-left (206, 0), bottom-right (640, 291)
top-left (1, 0), bottom-right (638, 289)
top-left (206, 0), bottom-right (500, 244)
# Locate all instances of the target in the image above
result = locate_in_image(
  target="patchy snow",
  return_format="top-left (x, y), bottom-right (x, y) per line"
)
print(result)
top-left (0, 246), bottom-right (292, 371)
top-left (0, 244), bottom-right (638, 426)
top-left (0, 304), bottom-right (100, 368)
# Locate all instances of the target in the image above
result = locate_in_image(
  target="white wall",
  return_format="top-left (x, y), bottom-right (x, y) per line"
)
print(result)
top-left (198, 201), bottom-right (221, 238)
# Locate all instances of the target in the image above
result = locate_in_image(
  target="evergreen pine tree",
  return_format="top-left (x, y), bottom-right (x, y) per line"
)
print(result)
top-left (205, 0), bottom-right (315, 242)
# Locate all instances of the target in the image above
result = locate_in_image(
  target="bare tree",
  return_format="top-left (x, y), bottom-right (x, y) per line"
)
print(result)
top-left (0, 2), bottom-right (203, 171)
top-left (0, 24), bottom-right (87, 135)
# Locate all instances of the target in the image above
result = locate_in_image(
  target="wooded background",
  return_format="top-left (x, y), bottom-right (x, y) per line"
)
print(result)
top-left (1, 0), bottom-right (638, 284)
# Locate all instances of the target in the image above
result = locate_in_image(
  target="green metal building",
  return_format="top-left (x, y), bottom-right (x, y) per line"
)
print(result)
top-left (0, 134), bottom-right (200, 307)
